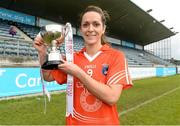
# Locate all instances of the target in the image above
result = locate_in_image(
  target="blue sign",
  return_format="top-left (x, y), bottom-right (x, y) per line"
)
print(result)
top-left (0, 68), bottom-right (66, 98)
top-left (0, 8), bottom-right (35, 25)
top-left (156, 67), bottom-right (176, 76)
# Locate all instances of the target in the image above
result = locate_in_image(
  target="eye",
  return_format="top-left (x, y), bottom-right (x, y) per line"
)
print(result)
top-left (93, 22), bottom-right (100, 27)
top-left (82, 23), bottom-right (89, 28)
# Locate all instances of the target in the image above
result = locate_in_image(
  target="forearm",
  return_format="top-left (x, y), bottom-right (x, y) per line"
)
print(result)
top-left (58, 61), bottom-right (123, 105)
top-left (76, 70), bottom-right (122, 105)
top-left (38, 52), bottom-right (47, 66)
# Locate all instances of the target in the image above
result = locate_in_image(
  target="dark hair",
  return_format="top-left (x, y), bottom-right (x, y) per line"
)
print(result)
top-left (79, 5), bottom-right (110, 45)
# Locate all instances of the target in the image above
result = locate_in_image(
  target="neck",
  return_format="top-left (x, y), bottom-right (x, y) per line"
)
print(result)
top-left (85, 43), bottom-right (102, 57)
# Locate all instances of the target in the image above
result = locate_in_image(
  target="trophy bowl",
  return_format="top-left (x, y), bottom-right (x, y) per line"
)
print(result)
top-left (40, 24), bottom-right (65, 70)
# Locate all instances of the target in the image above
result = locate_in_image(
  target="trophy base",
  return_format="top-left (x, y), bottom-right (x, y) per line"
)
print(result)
top-left (41, 60), bottom-right (63, 70)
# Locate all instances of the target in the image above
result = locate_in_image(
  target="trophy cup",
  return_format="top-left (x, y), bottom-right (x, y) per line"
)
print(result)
top-left (39, 24), bottom-right (68, 70)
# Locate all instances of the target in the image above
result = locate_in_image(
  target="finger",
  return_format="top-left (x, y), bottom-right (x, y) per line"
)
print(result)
top-left (34, 35), bottom-right (44, 43)
top-left (56, 36), bottom-right (65, 45)
top-left (34, 38), bottom-right (46, 47)
top-left (34, 38), bottom-right (41, 44)
top-left (58, 64), bottom-right (64, 69)
top-left (60, 59), bottom-right (66, 63)
top-left (33, 41), bottom-right (41, 46)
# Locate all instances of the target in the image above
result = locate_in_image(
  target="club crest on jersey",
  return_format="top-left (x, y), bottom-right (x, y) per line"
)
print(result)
top-left (102, 64), bottom-right (109, 76)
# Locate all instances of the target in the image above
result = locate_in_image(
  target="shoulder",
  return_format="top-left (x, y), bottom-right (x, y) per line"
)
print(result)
top-left (106, 46), bottom-right (125, 58)
top-left (74, 50), bottom-right (82, 55)
top-left (74, 50), bottom-right (84, 58)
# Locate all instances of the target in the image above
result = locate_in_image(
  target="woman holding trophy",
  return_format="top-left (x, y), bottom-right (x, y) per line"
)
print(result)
top-left (34, 5), bottom-right (133, 125)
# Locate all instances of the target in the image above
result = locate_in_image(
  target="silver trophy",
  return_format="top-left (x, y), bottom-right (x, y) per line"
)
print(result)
top-left (39, 24), bottom-right (69, 69)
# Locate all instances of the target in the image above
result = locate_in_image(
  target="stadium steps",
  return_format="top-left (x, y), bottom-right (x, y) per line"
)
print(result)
top-left (16, 23), bottom-right (40, 39)
top-left (0, 21), bottom-right (26, 40)
top-left (13, 26), bottom-right (32, 41)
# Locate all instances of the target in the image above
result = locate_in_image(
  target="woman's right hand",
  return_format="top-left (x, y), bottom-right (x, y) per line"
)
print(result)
top-left (33, 35), bottom-right (47, 54)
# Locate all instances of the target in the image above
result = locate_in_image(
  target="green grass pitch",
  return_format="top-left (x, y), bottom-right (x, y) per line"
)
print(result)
top-left (0, 75), bottom-right (180, 125)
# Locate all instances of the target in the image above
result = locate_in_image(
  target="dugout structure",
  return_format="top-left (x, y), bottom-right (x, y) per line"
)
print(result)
top-left (0, 0), bottom-right (175, 46)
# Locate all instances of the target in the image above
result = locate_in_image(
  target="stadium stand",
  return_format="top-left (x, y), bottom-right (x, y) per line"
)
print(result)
top-left (0, 20), bottom-right (23, 40)
top-left (112, 43), bottom-right (174, 67)
top-left (0, 17), bottom-right (175, 67)
top-left (0, 39), bottom-right (37, 58)
top-left (16, 22), bottom-right (40, 39)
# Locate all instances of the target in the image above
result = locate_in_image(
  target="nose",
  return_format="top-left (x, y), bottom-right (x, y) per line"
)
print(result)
top-left (88, 24), bottom-right (94, 32)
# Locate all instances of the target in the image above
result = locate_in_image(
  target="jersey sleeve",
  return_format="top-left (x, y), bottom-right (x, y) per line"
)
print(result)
top-left (51, 70), bottom-right (67, 84)
top-left (106, 51), bottom-right (133, 89)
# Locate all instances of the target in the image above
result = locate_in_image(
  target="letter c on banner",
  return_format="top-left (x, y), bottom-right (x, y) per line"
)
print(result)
top-left (16, 73), bottom-right (27, 88)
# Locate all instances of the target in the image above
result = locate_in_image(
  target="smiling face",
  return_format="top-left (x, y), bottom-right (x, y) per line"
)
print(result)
top-left (80, 11), bottom-right (105, 46)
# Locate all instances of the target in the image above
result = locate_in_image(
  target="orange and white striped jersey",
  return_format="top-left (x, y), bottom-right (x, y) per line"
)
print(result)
top-left (52, 44), bottom-right (133, 125)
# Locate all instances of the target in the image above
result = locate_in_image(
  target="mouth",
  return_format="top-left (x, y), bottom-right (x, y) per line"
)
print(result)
top-left (86, 33), bottom-right (96, 37)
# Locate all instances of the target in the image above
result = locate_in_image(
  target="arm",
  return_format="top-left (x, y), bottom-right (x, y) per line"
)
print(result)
top-left (76, 69), bottom-right (123, 105)
top-left (58, 60), bottom-right (123, 105)
top-left (33, 36), bottom-right (54, 82)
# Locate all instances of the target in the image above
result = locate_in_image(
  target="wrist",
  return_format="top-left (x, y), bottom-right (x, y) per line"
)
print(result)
top-left (38, 51), bottom-right (47, 56)
top-left (76, 69), bottom-right (88, 82)
top-left (38, 52), bottom-right (47, 65)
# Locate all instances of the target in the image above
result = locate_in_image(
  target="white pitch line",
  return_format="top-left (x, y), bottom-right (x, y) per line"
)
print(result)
top-left (119, 86), bottom-right (180, 116)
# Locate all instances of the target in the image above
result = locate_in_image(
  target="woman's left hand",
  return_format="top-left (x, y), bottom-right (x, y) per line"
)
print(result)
top-left (58, 60), bottom-right (82, 76)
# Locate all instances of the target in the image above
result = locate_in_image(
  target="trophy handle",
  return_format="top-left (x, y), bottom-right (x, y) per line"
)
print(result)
top-left (63, 23), bottom-right (71, 37)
